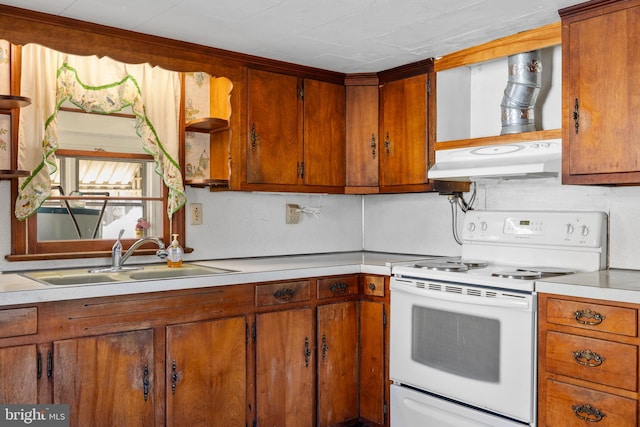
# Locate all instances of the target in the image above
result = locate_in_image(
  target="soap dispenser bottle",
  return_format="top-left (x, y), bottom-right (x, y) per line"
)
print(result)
top-left (166, 234), bottom-right (183, 268)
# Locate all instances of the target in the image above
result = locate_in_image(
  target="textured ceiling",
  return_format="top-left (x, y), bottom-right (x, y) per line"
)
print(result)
top-left (1, 0), bottom-right (582, 72)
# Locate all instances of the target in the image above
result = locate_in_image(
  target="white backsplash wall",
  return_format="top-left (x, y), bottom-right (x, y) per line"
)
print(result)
top-left (183, 190), bottom-right (363, 260)
top-left (363, 192), bottom-right (465, 256)
top-left (2, 178), bottom-right (640, 272)
top-left (362, 178), bottom-right (640, 270)
top-left (478, 178), bottom-right (640, 270)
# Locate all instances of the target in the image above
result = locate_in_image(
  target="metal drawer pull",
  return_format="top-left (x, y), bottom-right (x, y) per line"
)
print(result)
top-left (171, 359), bottom-right (179, 394)
top-left (368, 282), bottom-right (376, 291)
top-left (143, 364), bottom-right (150, 401)
top-left (304, 337), bottom-right (311, 367)
top-left (273, 288), bottom-right (296, 301)
top-left (572, 349), bottom-right (605, 367)
top-left (572, 403), bottom-right (606, 422)
top-left (329, 282), bottom-right (349, 295)
top-left (321, 333), bottom-right (329, 361)
top-left (574, 308), bottom-right (605, 326)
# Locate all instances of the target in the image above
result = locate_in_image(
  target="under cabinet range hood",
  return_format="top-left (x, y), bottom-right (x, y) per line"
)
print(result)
top-left (428, 139), bottom-right (561, 181)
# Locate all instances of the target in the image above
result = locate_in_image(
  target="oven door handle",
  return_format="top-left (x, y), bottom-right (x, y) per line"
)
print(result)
top-left (391, 281), bottom-right (532, 310)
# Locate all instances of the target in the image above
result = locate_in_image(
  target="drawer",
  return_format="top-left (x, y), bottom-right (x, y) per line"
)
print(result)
top-left (545, 379), bottom-right (637, 427)
top-left (546, 298), bottom-right (637, 337)
top-left (362, 275), bottom-right (385, 297)
top-left (317, 275), bottom-right (358, 299)
top-left (546, 330), bottom-right (638, 391)
top-left (0, 307), bottom-right (37, 338)
top-left (256, 281), bottom-right (310, 307)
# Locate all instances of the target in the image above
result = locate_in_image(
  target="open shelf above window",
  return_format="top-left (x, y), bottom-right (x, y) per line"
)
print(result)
top-left (0, 169), bottom-right (30, 179)
top-left (0, 95), bottom-right (31, 110)
top-left (185, 118), bottom-right (229, 134)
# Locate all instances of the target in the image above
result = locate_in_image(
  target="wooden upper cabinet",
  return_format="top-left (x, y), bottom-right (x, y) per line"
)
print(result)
top-left (561, 0), bottom-right (640, 184)
top-left (303, 78), bottom-right (346, 187)
top-left (345, 76), bottom-right (380, 192)
top-left (245, 68), bottom-right (345, 190)
top-left (379, 73), bottom-right (429, 189)
top-left (247, 68), bottom-right (301, 186)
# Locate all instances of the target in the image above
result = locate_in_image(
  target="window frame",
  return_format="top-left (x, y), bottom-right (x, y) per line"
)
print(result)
top-left (7, 44), bottom-right (186, 261)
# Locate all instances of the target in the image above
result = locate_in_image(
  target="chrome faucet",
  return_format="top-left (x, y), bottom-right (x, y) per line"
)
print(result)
top-left (90, 229), bottom-right (167, 273)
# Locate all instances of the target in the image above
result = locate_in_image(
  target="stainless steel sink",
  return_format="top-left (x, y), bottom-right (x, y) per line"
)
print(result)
top-left (128, 266), bottom-right (234, 281)
top-left (34, 273), bottom-right (122, 286)
top-left (22, 263), bottom-right (236, 286)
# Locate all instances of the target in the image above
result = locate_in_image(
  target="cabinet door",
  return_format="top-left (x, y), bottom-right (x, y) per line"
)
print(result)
top-left (53, 329), bottom-right (154, 427)
top-left (256, 308), bottom-right (314, 427)
top-left (0, 345), bottom-right (38, 403)
top-left (317, 301), bottom-right (359, 426)
top-left (379, 74), bottom-right (428, 187)
top-left (360, 300), bottom-right (386, 425)
top-left (346, 83), bottom-right (379, 190)
top-left (166, 316), bottom-right (246, 427)
top-left (303, 78), bottom-right (346, 187)
top-left (247, 69), bottom-right (301, 185)
top-left (563, 3), bottom-right (640, 183)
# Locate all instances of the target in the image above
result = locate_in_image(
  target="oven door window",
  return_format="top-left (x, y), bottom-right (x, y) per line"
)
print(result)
top-left (412, 306), bottom-right (500, 382)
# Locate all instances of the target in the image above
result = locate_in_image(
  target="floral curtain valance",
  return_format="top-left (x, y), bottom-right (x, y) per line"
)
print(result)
top-left (16, 43), bottom-right (185, 221)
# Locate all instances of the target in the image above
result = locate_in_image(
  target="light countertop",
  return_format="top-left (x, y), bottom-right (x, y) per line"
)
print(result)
top-left (0, 251), bottom-right (434, 306)
top-left (537, 269), bottom-right (640, 304)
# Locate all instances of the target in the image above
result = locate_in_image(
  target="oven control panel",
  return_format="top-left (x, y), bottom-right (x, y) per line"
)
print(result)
top-left (463, 210), bottom-right (607, 248)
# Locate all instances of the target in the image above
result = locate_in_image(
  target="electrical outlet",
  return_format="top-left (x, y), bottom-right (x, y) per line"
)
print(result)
top-left (286, 204), bottom-right (300, 224)
top-left (190, 203), bottom-right (203, 225)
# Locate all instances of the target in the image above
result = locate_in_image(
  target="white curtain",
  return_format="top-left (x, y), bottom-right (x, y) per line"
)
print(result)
top-left (16, 44), bottom-right (185, 221)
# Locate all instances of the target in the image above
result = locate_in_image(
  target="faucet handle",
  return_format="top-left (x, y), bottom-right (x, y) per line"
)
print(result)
top-left (113, 229), bottom-right (125, 251)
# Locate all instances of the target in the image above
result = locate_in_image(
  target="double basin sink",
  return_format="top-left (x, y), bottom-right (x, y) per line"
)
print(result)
top-left (22, 263), bottom-right (236, 286)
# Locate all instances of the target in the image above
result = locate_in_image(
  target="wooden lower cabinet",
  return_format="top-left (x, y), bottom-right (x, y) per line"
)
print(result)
top-left (53, 329), bottom-right (155, 427)
top-left (317, 301), bottom-right (359, 426)
top-left (256, 307), bottom-right (315, 426)
top-left (166, 316), bottom-right (246, 426)
top-left (538, 293), bottom-right (640, 427)
top-left (0, 275), bottom-right (390, 426)
top-left (359, 300), bottom-right (386, 426)
top-left (0, 344), bottom-right (39, 403)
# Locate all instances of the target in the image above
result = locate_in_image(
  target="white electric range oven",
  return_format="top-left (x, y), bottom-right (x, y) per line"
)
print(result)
top-left (389, 210), bottom-right (608, 427)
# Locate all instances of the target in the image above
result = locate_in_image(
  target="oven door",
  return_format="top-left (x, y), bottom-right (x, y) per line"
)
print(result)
top-left (391, 384), bottom-right (526, 427)
top-left (390, 277), bottom-right (536, 424)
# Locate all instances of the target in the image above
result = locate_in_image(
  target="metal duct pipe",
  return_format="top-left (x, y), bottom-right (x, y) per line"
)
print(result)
top-left (500, 50), bottom-right (542, 135)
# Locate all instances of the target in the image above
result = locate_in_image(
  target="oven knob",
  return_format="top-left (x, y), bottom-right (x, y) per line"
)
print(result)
top-left (563, 224), bottom-right (575, 235)
top-left (480, 221), bottom-right (488, 231)
top-left (467, 222), bottom-right (476, 232)
top-left (580, 225), bottom-right (590, 237)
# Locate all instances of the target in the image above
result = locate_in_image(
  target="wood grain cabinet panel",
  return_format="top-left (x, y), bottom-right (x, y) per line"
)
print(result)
top-left (317, 275), bottom-right (359, 299)
top-left (53, 330), bottom-right (155, 427)
top-left (539, 293), bottom-right (640, 427)
top-left (317, 301), bottom-right (359, 426)
top-left (246, 69), bottom-right (301, 186)
top-left (379, 74), bottom-right (428, 188)
top-left (256, 307), bottom-right (315, 427)
top-left (545, 379), bottom-right (637, 427)
top-left (0, 345), bottom-right (38, 404)
top-left (363, 275), bottom-right (385, 297)
top-left (166, 316), bottom-right (246, 427)
top-left (0, 308), bottom-right (37, 338)
top-left (561, 0), bottom-right (640, 184)
top-left (546, 297), bottom-right (637, 337)
top-left (255, 280), bottom-right (311, 307)
top-left (546, 330), bottom-right (638, 391)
